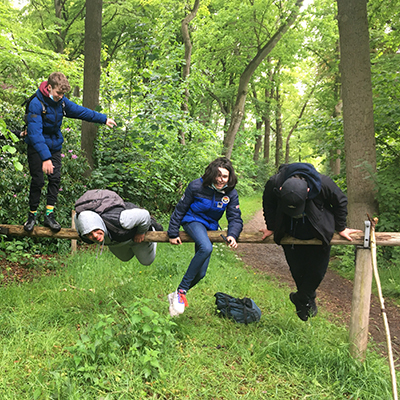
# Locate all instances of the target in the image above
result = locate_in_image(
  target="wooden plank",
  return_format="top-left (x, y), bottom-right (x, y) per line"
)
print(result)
top-left (1, 223), bottom-right (399, 246)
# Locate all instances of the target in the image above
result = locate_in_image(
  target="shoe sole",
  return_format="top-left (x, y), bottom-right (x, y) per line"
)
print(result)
top-left (23, 224), bottom-right (34, 233)
top-left (168, 293), bottom-right (181, 317)
top-left (43, 223), bottom-right (61, 233)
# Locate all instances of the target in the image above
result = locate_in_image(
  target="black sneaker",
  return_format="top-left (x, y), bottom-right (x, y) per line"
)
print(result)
top-left (23, 212), bottom-right (37, 233)
top-left (43, 213), bottom-right (61, 232)
top-left (150, 216), bottom-right (163, 231)
top-left (289, 292), bottom-right (309, 321)
top-left (307, 299), bottom-right (318, 318)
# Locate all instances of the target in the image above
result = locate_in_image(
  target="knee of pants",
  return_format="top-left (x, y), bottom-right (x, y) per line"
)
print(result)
top-left (198, 241), bottom-right (213, 256)
top-left (31, 176), bottom-right (45, 189)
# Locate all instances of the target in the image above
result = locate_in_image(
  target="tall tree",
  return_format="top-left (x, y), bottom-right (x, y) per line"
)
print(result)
top-left (179, 0), bottom-right (200, 145)
top-left (81, 0), bottom-right (103, 174)
top-left (222, 0), bottom-right (303, 158)
top-left (337, 0), bottom-right (378, 228)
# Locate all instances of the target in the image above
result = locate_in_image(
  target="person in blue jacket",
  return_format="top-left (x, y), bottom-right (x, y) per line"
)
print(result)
top-left (23, 72), bottom-right (116, 233)
top-left (167, 157), bottom-right (243, 317)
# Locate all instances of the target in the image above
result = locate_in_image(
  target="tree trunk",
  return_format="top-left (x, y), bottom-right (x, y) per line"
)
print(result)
top-left (337, 0), bottom-right (378, 229)
top-left (263, 116), bottom-right (271, 162)
top-left (179, 0), bottom-right (200, 145)
top-left (275, 85), bottom-right (283, 168)
top-left (263, 77), bottom-right (273, 163)
top-left (285, 87), bottom-right (314, 163)
top-left (54, 0), bottom-right (64, 53)
top-left (222, 0), bottom-right (303, 158)
top-left (253, 120), bottom-right (263, 161)
top-left (81, 0), bottom-right (103, 175)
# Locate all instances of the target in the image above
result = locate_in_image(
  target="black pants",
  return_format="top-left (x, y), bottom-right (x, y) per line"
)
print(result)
top-left (27, 145), bottom-right (62, 211)
top-left (282, 244), bottom-right (331, 303)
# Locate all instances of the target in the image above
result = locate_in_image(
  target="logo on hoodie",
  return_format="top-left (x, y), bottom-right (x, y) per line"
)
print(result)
top-left (221, 196), bottom-right (230, 204)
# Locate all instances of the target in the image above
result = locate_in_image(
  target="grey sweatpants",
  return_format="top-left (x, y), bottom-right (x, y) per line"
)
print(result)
top-left (109, 240), bottom-right (157, 265)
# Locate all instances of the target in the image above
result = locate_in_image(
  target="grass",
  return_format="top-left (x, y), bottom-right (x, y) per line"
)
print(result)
top-left (0, 193), bottom-right (398, 399)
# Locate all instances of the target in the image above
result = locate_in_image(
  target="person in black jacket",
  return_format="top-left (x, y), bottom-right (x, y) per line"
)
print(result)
top-left (260, 163), bottom-right (360, 321)
top-left (167, 157), bottom-right (243, 317)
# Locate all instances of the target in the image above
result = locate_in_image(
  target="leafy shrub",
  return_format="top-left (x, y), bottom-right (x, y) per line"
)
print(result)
top-left (66, 298), bottom-right (176, 385)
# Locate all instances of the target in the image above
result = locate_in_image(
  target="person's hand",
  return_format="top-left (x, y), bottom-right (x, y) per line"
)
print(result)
top-left (42, 159), bottom-right (54, 175)
top-left (169, 237), bottom-right (182, 245)
top-left (259, 228), bottom-right (274, 240)
top-left (226, 236), bottom-right (238, 249)
top-left (338, 228), bottom-right (362, 241)
top-left (20, 130), bottom-right (27, 137)
top-left (105, 118), bottom-right (117, 128)
top-left (134, 233), bottom-right (145, 243)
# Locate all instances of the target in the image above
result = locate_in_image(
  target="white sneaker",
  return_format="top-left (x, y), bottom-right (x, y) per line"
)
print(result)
top-left (168, 290), bottom-right (188, 317)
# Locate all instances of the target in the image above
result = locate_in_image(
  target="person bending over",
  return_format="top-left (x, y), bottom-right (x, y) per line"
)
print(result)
top-left (75, 201), bottom-right (162, 265)
top-left (261, 162), bottom-right (361, 321)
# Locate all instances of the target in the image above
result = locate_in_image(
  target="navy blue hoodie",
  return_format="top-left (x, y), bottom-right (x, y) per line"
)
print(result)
top-left (168, 178), bottom-right (243, 240)
top-left (24, 81), bottom-right (108, 161)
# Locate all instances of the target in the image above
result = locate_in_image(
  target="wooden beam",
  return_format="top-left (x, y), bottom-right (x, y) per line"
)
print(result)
top-left (1, 223), bottom-right (399, 246)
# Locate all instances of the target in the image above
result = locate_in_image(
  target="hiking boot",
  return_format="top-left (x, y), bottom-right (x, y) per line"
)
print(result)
top-left (43, 213), bottom-right (61, 232)
top-left (289, 292), bottom-right (309, 321)
top-left (23, 212), bottom-right (37, 233)
top-left (307, 298), bottom-right (318, 318)
top-left (150, 216), bottom-right (164, 231)
top-left (168, 289), bottom-right (188, 317)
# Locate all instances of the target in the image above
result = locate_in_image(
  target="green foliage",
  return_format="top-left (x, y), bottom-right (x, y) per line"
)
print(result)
top-left (0, 220), bottom-right (397, 398)
top-left (66, 298), bottom-right (176, 386)
top-left (0, 125), bottom-right (90, 255)
top-left (123, 299), bottom-right (176, 378)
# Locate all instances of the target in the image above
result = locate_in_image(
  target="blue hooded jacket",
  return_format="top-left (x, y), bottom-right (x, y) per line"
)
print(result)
top-left (168, 178), bottom-right (243, 240)
top-left (24, 81), bottom-right (107, 161)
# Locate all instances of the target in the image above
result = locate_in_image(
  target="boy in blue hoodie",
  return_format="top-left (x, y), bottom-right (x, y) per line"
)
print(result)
top-left (23, 72), bottom-right (116, 233)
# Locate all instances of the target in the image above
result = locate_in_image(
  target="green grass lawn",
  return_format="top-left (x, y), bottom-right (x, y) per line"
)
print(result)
top-left (0, 193), bottom-right (397, 399)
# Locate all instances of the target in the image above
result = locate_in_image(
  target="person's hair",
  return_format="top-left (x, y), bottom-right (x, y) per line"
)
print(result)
top-left (202, 157), bottom-right (238, 190)
top-left (48, 72), bottom-right (71, 93)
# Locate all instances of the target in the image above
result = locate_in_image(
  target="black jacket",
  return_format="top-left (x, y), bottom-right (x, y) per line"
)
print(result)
top-left (262, 164), bottom-right (348, 246)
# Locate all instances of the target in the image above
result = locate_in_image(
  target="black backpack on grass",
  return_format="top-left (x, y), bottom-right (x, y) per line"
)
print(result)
top-left (214, 292), bottom-right (261, 324)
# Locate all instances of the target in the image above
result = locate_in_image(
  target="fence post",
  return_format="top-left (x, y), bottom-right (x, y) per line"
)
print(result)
top-left (71, 210), bottom-right (77, 253)
top-left (349, 244), bottom-right (373, 361)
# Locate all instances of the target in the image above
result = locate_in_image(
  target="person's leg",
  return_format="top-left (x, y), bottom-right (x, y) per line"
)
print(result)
top-left (168, 222), bottom-right (213, 317)
top-left (130, 242), bottom-right (157, 265)
top-left (27, 145), bottom-right (44, 211)
top-left (46, 151), bottom-right (61, 207)
top-left (178, 221), bottom-right (213, 292)
top-left (283, 244), bottom-right (330, 320)
top-left (283, 245), bottom-right (330, 300)
top-left (43, 151), bottom-right (62, 232)
top-left (24, 146), bottom-right (44, 232)
top-left (108, 241), bottom-right (135, 262)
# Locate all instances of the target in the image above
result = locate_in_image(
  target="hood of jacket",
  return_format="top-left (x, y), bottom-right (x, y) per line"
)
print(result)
top-left (282, 163), bottom-right (321, 200)
top-left (75, 211), bottom-right (109, 239)
top-left (39, 80), bottom-right (49, 97)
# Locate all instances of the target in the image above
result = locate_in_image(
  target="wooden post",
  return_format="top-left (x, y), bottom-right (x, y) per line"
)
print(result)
top-left (71, 210), bottom-right (77, 253)
top-left (349, 246), bottom-right (373, 361)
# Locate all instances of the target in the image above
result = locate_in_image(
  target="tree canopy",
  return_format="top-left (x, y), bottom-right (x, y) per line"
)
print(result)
top-left (0, 0), bottom-right (399, 260)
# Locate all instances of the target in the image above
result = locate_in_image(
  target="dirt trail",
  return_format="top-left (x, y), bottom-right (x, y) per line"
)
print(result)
top-left (239, 210), bottom-right (400, 366)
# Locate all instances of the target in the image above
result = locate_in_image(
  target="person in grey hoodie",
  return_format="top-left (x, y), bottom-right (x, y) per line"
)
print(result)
top-left (75, 207), bottom-right (157, 265)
